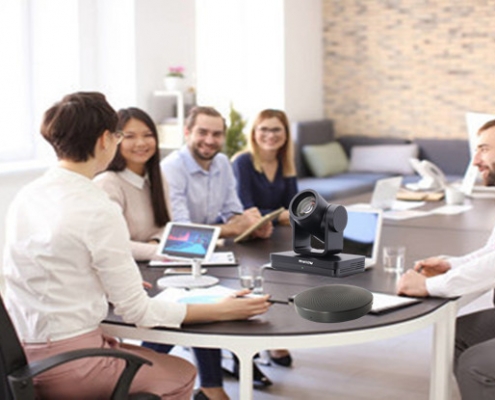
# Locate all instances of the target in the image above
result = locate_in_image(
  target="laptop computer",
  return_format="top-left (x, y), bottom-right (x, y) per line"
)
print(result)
top-left (343, 208), bottom-right (383, 268)
top-left (370, 176), bottom-right (403, 210)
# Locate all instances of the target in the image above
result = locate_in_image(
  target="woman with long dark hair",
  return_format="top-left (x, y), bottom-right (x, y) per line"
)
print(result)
top-left (95, 107), bottom-right (171, 261)
top-left (96, 107), bottom-right (246, 400)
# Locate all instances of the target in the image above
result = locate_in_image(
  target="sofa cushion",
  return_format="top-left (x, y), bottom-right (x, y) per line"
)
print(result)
top-left (337, 135), bottom-right (410, 158)
top-left (302, 141), bottom-right (349, 177)
top-left (348, 144), bottom-right (419, 175)
top-left (292, 119), bottom-right (335, 177)
top-left (298, 172), bottom-right (393, 200)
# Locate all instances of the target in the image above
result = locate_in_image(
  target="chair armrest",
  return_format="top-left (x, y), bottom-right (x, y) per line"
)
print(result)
top-left (8, 348), bottom-right (152, 400)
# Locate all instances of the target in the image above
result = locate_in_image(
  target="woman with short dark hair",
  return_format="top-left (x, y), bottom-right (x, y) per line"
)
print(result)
top-left (4, 92), bottom-right (271, 400)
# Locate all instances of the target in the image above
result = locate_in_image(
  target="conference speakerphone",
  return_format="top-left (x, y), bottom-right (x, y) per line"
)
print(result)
top-left (270, 251), bottom-right (365, 277)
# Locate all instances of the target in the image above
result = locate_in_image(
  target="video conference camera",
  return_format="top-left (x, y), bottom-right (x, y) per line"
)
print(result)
top-left (270, 190), bottom-right (365, 277)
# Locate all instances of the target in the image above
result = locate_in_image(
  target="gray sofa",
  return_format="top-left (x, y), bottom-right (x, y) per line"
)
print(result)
top-left (292, 119), bottom-right (471, 200)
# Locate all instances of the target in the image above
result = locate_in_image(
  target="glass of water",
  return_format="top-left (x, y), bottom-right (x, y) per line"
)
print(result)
top-left (238, 264), bottom-right (264, 294)
top-left (382, 245), bottom-right (406, 274)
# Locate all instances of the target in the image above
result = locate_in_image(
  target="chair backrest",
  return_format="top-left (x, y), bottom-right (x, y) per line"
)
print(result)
top-left (0, 295), bottom-right (29, 400)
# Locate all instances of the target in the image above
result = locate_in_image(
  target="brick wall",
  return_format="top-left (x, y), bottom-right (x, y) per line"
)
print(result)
top-left (322, 0), bottom-right (495, 139)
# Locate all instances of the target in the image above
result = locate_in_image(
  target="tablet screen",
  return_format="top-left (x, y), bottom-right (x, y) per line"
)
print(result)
top-left (158, 223), bottom-right (220, 260)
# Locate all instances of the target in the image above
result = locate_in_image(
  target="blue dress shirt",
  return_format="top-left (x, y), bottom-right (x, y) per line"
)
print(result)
top-left (160, 146), bottom-right (243, 224)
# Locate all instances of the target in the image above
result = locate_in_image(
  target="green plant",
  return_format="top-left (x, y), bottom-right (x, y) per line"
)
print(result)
top-left (224, 103), bottom-right (247, 158)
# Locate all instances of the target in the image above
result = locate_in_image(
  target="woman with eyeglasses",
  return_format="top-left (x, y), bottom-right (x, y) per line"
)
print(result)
top-left (231, 109), bottom-right (298, 367)
top-left (232, 109), bottom-right (298, 227)
top-left (94, 107), bottom-right (171, 262)
top-left (95, 107), bottom-right (266, 400)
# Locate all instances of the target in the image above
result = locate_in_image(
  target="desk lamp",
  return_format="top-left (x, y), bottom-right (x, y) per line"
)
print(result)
top-left (270, 189), bottom-right (366, 277)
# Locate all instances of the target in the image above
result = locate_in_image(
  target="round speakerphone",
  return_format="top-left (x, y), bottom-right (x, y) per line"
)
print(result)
top-left (293, 284), bottom-right (373, 323)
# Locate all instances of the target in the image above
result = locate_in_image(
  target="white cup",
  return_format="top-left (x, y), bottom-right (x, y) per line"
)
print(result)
top-left (238, 265), bottom-right (264, 294)
top-left (382, 246), bottom-right (406, 274)
top-left (445, 186), bottom-right (465, 205)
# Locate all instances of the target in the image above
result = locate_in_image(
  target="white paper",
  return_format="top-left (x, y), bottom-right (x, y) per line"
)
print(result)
top-left (430, 205), bottom-right (473, 215)
top-left (382, 209), bottom-right (431, 220)
top-left (370, 292), bottom-right (421, 313)
top-left (154, 285), bottom-right (236, 303)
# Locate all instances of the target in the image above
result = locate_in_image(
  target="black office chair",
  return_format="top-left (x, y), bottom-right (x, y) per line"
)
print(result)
top-left (0, 295), bottom-right (159, 400)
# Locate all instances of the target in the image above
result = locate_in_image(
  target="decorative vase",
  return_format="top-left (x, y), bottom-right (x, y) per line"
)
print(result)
top-left (163, 76), bottom-right (184, 91)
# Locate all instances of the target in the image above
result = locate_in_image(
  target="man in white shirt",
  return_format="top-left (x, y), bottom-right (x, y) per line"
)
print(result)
top-left (397, 119), bottom-right (495, 399)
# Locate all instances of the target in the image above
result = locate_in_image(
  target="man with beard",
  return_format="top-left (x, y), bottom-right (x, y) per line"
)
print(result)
top-left (397, 119), bottom-right (495, 399)
top-left (159, 106), bottom-right (274, 397)
top-left (161, 106), bottom-right (272, 239)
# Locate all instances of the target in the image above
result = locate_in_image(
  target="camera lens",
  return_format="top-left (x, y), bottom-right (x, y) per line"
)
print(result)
top-left (295, 195), bottom-right (316, 217)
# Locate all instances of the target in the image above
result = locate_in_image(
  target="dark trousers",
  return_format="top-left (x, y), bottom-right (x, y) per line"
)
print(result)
top-left (455, 308), bottom-right (495, 399)
top-left (141, 342), bottom-right (223, 388)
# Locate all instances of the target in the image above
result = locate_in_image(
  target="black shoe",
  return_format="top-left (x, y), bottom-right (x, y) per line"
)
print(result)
top-left (269, 352), bottom-right (293, 367)
top-left (228, 356), bottom-right (273, 388)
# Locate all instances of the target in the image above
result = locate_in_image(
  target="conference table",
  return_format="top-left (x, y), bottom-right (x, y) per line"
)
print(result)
top-left (101, 193), bottom-right (495, 400)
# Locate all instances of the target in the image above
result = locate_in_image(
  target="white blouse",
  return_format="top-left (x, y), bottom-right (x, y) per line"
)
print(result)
top-left (4, 167), bottom-right (186, 343)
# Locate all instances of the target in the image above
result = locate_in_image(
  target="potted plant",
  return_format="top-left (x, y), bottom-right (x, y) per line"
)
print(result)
top-left (224, 103), bottom-right (247, 158)
top-left (164, 66), bottom-right (185, 91)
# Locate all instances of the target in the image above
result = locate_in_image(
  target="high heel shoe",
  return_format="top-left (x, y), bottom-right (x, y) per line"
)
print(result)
top-left (227, 356), bottom-right (273, 388)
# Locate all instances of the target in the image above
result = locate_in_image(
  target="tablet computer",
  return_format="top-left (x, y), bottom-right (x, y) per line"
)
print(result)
top-left (156, 222), bottom-right (221, 261)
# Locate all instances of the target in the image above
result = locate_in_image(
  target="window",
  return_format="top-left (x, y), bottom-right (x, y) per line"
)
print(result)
top-left (0, 0), bottom-right (135, 164)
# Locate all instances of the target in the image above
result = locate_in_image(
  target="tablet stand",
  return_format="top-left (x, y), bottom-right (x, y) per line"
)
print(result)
top-left (157, 258), bottom-right (219, 289)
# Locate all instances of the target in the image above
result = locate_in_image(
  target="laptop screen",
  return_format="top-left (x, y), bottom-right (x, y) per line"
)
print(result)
top-left (343, 209), bottom-right (382, 265)
top-left (370, 176), bottom-right (402, 210)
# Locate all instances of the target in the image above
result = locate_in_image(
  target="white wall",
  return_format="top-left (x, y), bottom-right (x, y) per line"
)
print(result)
top-left (284, 0), bottom-right (324, 122)
top-left (195, 0), bottom-right (323, 124)
top-left (135, 0), bottom-right (196, 122)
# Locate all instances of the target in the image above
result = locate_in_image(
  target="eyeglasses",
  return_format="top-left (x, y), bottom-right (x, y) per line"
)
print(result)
top-left (257, 127), bottom-right (284, 135)
top-left (112, 131), bottom-right (124, 144)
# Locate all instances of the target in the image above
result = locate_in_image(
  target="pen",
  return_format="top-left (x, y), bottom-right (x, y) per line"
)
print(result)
top-left (234, 295), bottom-right (290, 305)
top-left (268, 298), bottom-right (290, 305)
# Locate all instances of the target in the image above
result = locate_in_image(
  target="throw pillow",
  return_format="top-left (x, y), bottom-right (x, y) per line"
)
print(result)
top-left (348, 144), bottom-right (419, 175)
top-left (302, 141), bottom-right (349, 177)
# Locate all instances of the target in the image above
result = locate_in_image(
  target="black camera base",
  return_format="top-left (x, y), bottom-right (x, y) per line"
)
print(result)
top-left (270, 251), bottom-right (365, 277)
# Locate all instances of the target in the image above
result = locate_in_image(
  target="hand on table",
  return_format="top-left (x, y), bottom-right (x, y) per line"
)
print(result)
top-left (396, 270), bottom-right (428, 297)
top-left (217, 289), bottom-right (272, 320)
top-left (413, 257), bottom-right (451, 277)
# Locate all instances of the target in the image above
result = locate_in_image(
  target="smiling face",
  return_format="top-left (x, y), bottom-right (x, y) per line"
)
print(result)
top-left (473, 126), bottom-right (495, 186)
top-left (253, 117), bottom-right (287, 154)
top-left (119, 118), bottom-right (157, 175)
top-left (185, 114), bottom-right (225, 168)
